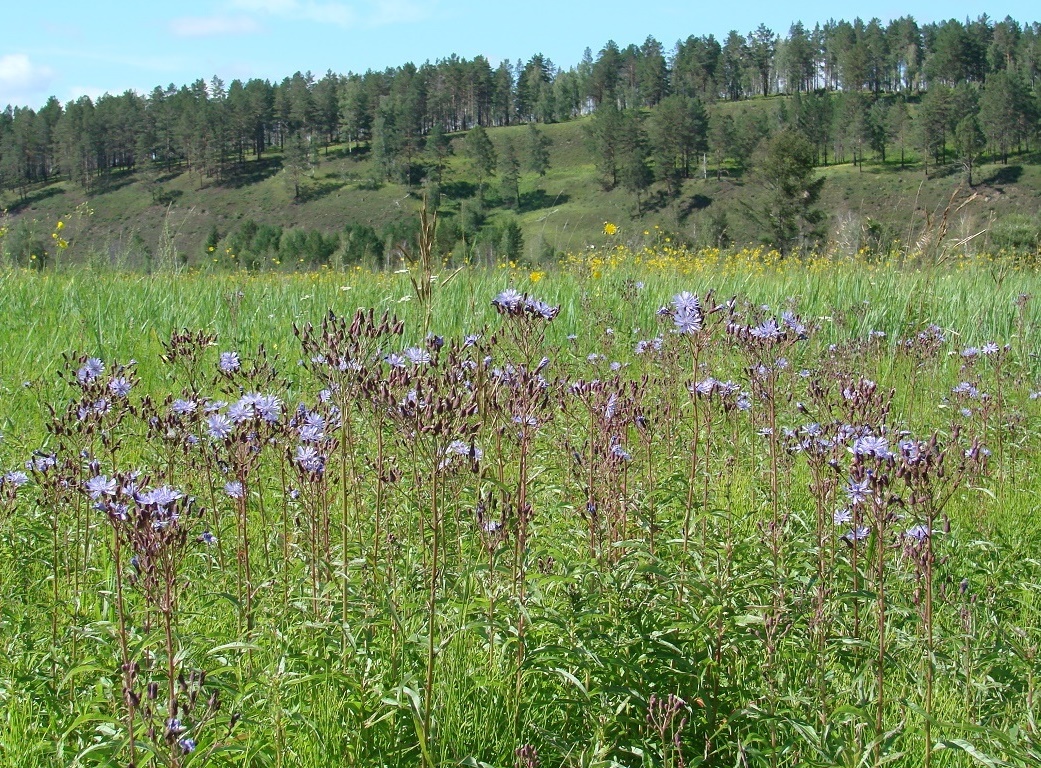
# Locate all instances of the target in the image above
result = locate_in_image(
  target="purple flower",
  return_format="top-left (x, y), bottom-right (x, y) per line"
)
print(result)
top-left (228, 399), bottom-right (254, 424)
top-left (386, 353), bottom-right (407, 368)
top-left (463, 333), bottom-right (482, 347)
top-left (904, 525), bottom-right (930, 541)
top-left (139, 486), bottom-right (183, 508)
top-left (295, 445), bottom-right (325, 475)
top-left (179, 738), bottom-right (196, 754)
top-left (224, 481), bottom-right (244, 499)
top-left (610, 442), bottom-right (632, 461)
top-left (852, 435), bottom-right (891, 459)
top-left (833, 508), bottom-right (853, 525)
top-left (85, 475), bottom-right (117, 499)
top-left (403, 347), bottom-right (431, 365)
top-left (492, 288), bottom-right (524, 312)
top-left (199, 531), bottom-right (217, 546)
top-left (77, 357), bottom-right (104, 384)
top-left (206, 414), bottom-right (233, 440)
top-left (30, 454), bottom-right (57, 473)
top-left (298, 424), bottom-right (324, 442)
top-left (109, 377), bottom-right (133, 398)
top-left (525, 298), bottom-right (559, 320)
top-left (446, 440), bottom-right (483, 461)
top-left (218, 351), bottom-right (241, 373)
top-left (750, 318), bottom-right (783, 341)
top-left (172, 399), bottom-right (197, 416)
top-left (255, 395), bottom-right (282, 424)
top-left (673, 306), bottom-right (703, 334)
top-left (2, 471), bottom-right (29, 488)
top-left (781, 311), bottom-right (807, 337)
top-left (671, 291), bottom-right (701, 314)
top-left (693, 378), bottom-right (716, 396)
top-left (844, 478), bottom-right (870, 506)
top-left (843, 526), bottom-right (870, 543)
top-left (981, 342), bottom-right (999, 355)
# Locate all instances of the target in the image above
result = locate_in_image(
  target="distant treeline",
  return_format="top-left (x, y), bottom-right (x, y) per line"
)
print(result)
top-left (1, 14), bottom-right (1040, 200)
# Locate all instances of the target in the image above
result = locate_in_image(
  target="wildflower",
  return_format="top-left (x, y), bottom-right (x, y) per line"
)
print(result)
top-left (781, 311), bottom-right (807, 337)
top-left (77, 357), bottom-right (105, 384)
top-left (255, 394), bottom-right (282, 424)
top-left (403, 347), bottom-right (431, 365)
top-left (2, 471), bottom-right (29, 488)
top-left (224, 481), bottom-right (244, 499)
top-left (981, 341), bottom-right (999, 355)
top-left (525, 297), bottom-right (559, 320)
top-left (603, 222), bottom-right (618, 236)
top-left (108, 377), bottom-right (133, 398)
top-left (179, 738), bottom-right (197, 754)
top-left (206, 414), bottom-right (233, 440)
top-left (295, 445), bottom-right (325, 475)
top-left (139, 486), bottom-right (183, 508)
top-left (904, 525), bottom-right (930, 541)
top-left (750, 318), bottom-right (783, 341)
top-left (833, 508), bottom-right (853, 525)
top-left (852, 435), bottom-right (891, 459)
top-left (298, 424), bottom-right (324, 442)
top-left (85, 475), bottom-right (117, 499)
top-left (693, 378), bottom-right (716, 396)
top-left (609, 443), bottom-right (632, 461)
top-left (172, 399), bottom-right (198, 416)
top-left (843, 526), bottom-right (870, 544)
top-left (844, 478), bottom-right (870, 506)
top-left (673, 306), bottom-right (703, 334)
top-left (218, 351), bottom-right (241, 373)
top-left (385, 352), bottom-right (407, 368)
top-left (492, 288), bottom-right (524, 313)
top-left (199, 531), bottom-right (217, 546)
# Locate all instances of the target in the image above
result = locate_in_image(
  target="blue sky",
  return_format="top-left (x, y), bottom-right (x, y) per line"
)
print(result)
top-left (1, 0), bottom-right (1037, 109)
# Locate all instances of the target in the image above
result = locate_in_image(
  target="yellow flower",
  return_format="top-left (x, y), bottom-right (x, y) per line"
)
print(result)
top-left (529, 271), bottom-right (544, 283)
top-left (603, 222), bottom-right (618, 236)
top-left (55, 220), bottom-right (64, 230)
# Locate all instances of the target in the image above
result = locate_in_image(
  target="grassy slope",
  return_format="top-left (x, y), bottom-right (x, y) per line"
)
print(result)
top-left (5, 101), bottom-right (1041, 264)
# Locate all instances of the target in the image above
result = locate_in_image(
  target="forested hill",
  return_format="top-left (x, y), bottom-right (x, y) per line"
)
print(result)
top-left (3, 14), bottom-right (1041, 267)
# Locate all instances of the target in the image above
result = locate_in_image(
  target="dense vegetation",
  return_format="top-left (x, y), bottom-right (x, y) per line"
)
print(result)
top-left (0, 245), bottom-right (1040, 766)
top-left (4, 14), bottom-right (1041, 261)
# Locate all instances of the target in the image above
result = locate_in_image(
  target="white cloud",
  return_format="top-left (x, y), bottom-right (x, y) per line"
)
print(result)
top-left (170, 15), bottom-right (264, 37)
top-left (228, 0), bottom-right (428, 28)
top-left (0, 54), bottom-right (54, 106)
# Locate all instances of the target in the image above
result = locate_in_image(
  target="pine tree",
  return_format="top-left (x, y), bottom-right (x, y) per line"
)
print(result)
top-left (464, 124), bottom-right (497, 197)
top-left (752, 128), bottom-right (825, 253)
top-left (526, 123), bottom-right (551, 176)
top-left (499, 138), bottom-right (521, 208)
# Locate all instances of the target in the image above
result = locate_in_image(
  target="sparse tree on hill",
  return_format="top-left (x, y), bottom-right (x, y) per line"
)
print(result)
top-left (464, 124), bottom-right (497, 197)
top-left (526, 123), bottom-right (551, 176)
top-left (499, 138), bottom-right (521, 208)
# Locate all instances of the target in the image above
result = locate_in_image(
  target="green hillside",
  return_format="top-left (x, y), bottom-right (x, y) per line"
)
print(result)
top-left (4, 102), bottom-right (1041, 268)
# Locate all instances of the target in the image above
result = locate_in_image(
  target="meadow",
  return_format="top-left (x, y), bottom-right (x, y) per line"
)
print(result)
top-left (0, 241), bottom-right (1040, 768)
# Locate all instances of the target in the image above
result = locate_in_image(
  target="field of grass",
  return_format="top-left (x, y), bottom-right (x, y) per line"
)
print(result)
top-left (1, 249), bottom-right (1040, 767)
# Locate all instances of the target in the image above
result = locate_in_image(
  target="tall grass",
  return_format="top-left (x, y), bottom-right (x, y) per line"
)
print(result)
top-left (0, 249), bottom-right (1039, 767)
